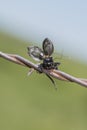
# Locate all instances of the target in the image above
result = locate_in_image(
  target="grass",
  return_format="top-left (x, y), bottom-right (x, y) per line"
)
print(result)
top-left (0, 32), bottom-right (87, 130)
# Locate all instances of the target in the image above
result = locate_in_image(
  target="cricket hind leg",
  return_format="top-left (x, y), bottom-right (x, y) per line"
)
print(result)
top-left (46, 73), bottom-right (57, 90)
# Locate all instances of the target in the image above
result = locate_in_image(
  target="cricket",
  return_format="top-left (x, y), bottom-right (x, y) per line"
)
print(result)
top-left (0, 38), bottom-right (87, 89)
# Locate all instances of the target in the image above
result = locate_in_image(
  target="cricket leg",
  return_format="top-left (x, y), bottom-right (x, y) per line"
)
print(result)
top-left (46, 73), bottom-right (57, 90)
top-left (27, 68), bottom-right (35, 76)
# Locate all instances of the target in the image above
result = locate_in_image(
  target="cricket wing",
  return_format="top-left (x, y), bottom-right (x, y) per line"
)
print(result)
top-left (27, 46), bottom-right (43, 61)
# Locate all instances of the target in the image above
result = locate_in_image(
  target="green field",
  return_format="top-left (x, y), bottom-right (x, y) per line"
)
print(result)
top-left (0, 32), bottom-right (87, 130)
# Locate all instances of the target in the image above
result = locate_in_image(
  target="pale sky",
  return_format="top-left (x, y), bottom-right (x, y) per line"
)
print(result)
top-left (0, 0), bottom-right (87, 62)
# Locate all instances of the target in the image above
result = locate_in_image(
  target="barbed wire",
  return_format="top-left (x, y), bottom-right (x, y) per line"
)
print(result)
top-left (0, 51), bottom-right (87, 88)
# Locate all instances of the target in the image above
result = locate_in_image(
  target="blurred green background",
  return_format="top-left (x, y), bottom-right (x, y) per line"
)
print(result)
top-left (0, 32), bottom-right (87, 130)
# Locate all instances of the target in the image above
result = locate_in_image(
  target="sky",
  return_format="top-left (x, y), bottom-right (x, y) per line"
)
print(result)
top-left (0, 0), bottom-right (87, 62)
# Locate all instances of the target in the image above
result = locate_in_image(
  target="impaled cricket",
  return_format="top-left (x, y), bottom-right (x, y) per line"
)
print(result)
top-left (0, 38), bottom-right (87, 89)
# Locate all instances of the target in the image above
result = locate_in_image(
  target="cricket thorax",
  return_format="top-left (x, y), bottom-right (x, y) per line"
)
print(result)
top-left (40, 57), bottom-right (60, 70)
